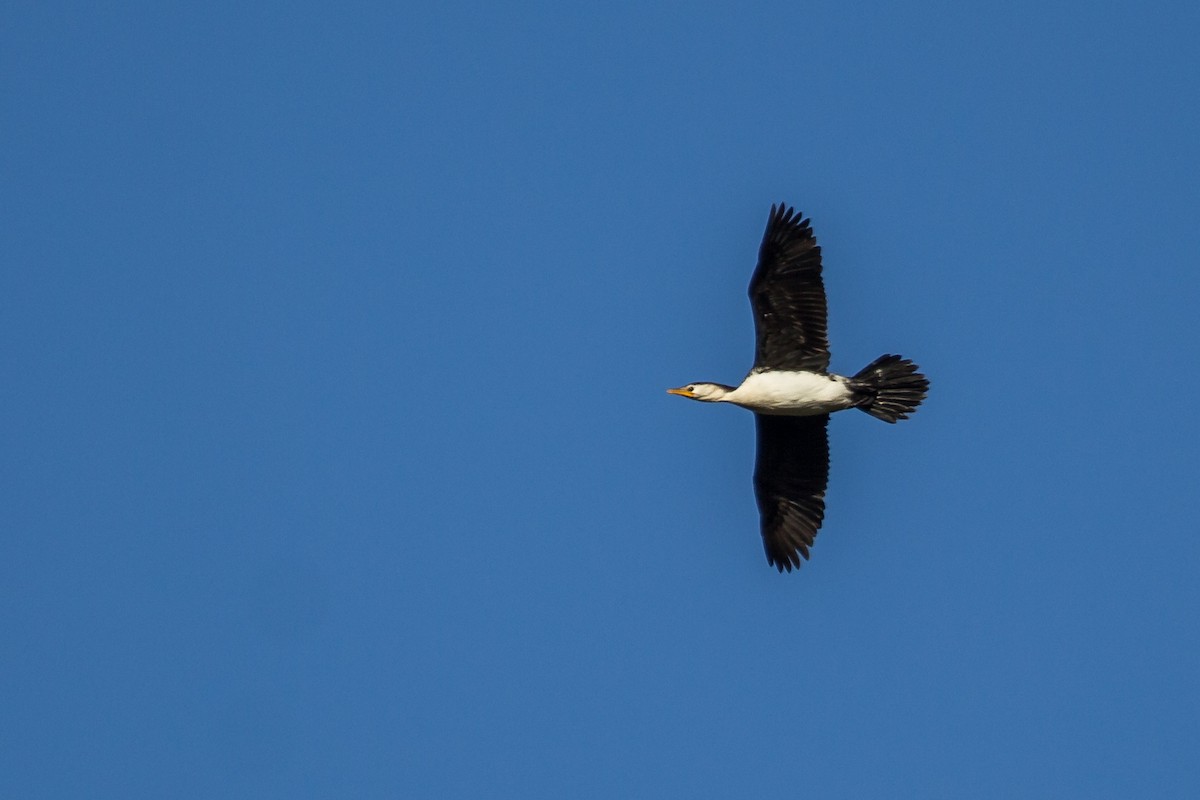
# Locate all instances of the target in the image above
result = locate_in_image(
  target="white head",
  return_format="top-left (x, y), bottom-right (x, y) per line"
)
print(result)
top-left (666, 382), bottom-right (734, 402)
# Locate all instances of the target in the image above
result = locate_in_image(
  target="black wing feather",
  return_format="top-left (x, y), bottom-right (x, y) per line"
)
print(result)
top-left (748, 204), bottom-right (830, 372)
top-left (753, 414), bottom-right (830, 572)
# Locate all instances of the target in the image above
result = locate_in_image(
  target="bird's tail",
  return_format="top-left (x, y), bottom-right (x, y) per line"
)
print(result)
top-left (851, 354), bottom-right (929, 423)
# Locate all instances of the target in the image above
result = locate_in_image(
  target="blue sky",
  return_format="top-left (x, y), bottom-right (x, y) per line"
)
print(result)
top-left (4, 1), bottom-right (1198, 797)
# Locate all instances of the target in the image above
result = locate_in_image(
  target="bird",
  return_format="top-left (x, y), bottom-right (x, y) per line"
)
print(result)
top-left (667, 203), bottom-right (929, 572)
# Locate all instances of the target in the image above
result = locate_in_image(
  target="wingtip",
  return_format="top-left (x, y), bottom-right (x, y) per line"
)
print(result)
top-left (766, 546), bottom-right (808, 573)
top-left (767, 202), bottom-right (809, 231)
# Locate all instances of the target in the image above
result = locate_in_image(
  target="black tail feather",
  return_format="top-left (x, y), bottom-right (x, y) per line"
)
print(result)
top-left (851, 354), bottom-right (929, 423)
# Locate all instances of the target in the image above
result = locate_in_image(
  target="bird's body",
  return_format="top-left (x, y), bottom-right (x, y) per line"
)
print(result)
top-left (689, 369), bottom-right (856, 416)
top-left (668, 204), bottom-right (928, 572)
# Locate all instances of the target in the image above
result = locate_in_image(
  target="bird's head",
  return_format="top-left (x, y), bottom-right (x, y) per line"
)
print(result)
top-left (667, 382), bottom-right (732, 402)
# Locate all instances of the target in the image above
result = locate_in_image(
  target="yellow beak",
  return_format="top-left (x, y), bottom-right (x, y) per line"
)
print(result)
top-left (666, 387), bottom-right (695, 398)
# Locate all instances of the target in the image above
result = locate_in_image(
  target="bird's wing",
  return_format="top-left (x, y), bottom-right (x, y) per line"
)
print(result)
top-left (748, 204), bottom-right (830, 372)
top-left (753, 414), bottom-right (830, 572)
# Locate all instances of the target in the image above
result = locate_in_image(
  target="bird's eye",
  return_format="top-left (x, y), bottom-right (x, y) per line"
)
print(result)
top-left (687, 385), bottom-right (696, 392)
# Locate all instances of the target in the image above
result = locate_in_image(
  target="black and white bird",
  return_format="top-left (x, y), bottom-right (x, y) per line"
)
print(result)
top-left (668, 204), bottom-right (929, 572)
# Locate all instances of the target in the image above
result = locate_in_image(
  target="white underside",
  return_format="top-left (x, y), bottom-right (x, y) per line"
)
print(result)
top-left (723, 370), bottom-right (856, 415)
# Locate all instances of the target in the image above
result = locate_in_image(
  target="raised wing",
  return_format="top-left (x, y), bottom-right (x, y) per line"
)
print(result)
top-left (748, 204), bottom-right (830, 372)
top-left (753, 414), bottom-right (830, 572)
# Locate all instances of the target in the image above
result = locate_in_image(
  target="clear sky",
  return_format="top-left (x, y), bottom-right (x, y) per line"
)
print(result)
top-left (4, 2), bottom-right (1198, 797)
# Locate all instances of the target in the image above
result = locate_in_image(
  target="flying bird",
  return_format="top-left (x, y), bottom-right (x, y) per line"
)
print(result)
top-left (668, 204), bottom-right (929, 571)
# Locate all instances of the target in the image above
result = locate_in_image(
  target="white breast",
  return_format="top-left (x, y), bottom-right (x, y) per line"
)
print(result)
top-left (725, 370), bottom-right (855, 415)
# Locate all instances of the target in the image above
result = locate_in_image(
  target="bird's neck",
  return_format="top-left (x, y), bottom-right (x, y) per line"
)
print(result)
top-left (708, 383), bottom-right (738, 401)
